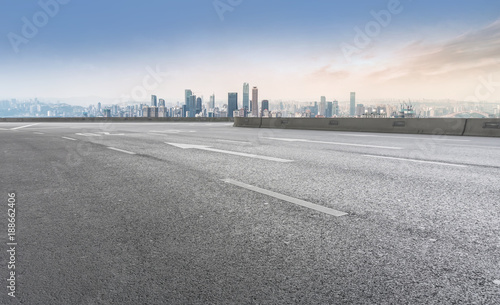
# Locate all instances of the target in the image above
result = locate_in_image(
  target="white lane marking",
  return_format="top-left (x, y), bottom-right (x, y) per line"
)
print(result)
top-left (96, 132), bottom-right (125, 135)
top-left (265, 137), bottom-right (402, 150)
top-left (363, 155), bottom-right (467, 168)
top-left (222, 179), bottom-right (347, 217)
top-left (10, 123), bottom-right (40, 130)
top-left (443, 144), bottom-right (500, 149)
top-left (216, 139), bottom-right (251, 144)
top-left (336, 134), bottom-right (470, 142)
top-left (33, 132), bottom-right (44, 135)
top-left (107, 147), bottom-right (136, 155)
top-left (166, 142), bottom-right (293, 162)
top-left (75, 133), bottom-right (102, 137)
top-left (149, 130), bottom-right (196, 133)
top-left (62, 137), bottom-right (77, 141)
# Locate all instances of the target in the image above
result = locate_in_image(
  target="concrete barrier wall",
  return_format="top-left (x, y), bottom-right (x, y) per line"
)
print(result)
top-left (462, 118), bottom-right (500, 137)
top-left (235, 117), bottom-right (499, 137)
top-left (0, 117), bottom-right (234, 123)
top-left (233, 117), bottom-right (262, 128)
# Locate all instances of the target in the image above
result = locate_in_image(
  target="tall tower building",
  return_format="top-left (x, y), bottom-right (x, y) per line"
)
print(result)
top-left (319, 96), bottom-right (326, 116)
top-left (227, 92), bottom-right (238, 118)
top-left (251, 87), bottom-right (259, 117)
top-left (158, 98), bottom-right (165, 107)
top-left (243, 83), bottom-right (249, 111)
top-left (151, 95), bottom-right (157, 107)
top-left (185, 90), bottom-right (192, 107)
top-left (209, 94), bottom-right (215, 109)
top-left (189, 95), bottom-right (197, 117)
top-left (196, 97), bottom-right (202, 115)
top-left (261, 100), bottom-right (269, 117)
top-left (350, 92), bottom-right (356, 116)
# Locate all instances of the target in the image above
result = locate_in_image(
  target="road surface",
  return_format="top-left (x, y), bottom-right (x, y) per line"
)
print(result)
top-left (1, 122), bottom-right (499, 304)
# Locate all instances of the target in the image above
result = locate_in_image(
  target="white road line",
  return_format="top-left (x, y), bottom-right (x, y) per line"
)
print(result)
top-left (167, 142), bottom-right (293, 162)
top-left (265, 137), bottom-right (402, 150)
top-left (363, 155), bottom-right (467, 168)
top-left (61, 137), bottom-right (77, 141)
top-left (223, 179), bottom-right (348, 217)
top-left (216, 139), bottom-right (251, 144)
top-left (107, 147), bottom-right (136, 155)
top-left (10, 123), bottom-right (40, 130)
top-left (33, 132), bottom-right (44, 135)
top-left (443, 144), bottom-right (500, 149)
top-left (336, 134), bottom-right (470, 142)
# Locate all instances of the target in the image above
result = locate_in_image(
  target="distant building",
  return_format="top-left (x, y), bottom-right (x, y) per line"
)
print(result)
top-left (189, 95), bottom-right (196, 118)
top-left (158, 98), bottom-right (165, 107)
top-left (251, 87), bottom-right (258, 117)
top-left (196, 97), bottom-right (202, 115)
top-left (333, 100), bottom-right (339, 116)
top-left (227, 92), bottom-right (238, 118)
top-left (209, 94), bottom-right (215, 109)
top-left (261, 100), bottom-right (269, 117)
top-left (243, 83), bottom-right (249, 111)
top-left (151, 95), bottom-right (157, 107)
top-left (356, 104), bottom-right (365, 117)
top-left (326, 101), bottom-right (333, 117)
top-left (350, 92), bottom-right (356, 116)
top-left (319, 96), bottom-right (326, 117)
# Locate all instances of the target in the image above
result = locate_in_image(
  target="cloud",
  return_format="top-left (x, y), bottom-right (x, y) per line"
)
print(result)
top-left (309, 65), bottom-right (350, 80)
top-left (367, 19), bottom-right (500, 81)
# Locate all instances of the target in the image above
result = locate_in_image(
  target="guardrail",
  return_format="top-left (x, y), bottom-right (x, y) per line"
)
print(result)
top-left (234, 117), bottom-right (500, 137)
top-left (0, 117), bottom-right (234, 123)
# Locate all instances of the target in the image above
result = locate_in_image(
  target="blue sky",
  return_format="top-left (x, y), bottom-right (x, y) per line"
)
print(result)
top-left (1, 0), bottom-right (500, 105)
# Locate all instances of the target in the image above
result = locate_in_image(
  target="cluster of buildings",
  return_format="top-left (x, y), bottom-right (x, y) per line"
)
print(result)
top-left (2, 89), bottom-right (500, 119)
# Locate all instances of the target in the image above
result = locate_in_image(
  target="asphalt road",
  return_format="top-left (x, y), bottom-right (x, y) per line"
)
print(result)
top-left (0, 122), bottom-right (499, 304)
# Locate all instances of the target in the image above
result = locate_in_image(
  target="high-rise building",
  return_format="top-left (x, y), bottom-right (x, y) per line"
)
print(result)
top-left (350, 92), bottom-right (356, 116)
top-left (319, 96), bottom-right (326, 116)
top-left (251, 87), bottom-right (258, 117)
top-left (227, 92), bottom-right (238, 117)
top-left (333, 100), bottom-right (339, 116)
top-left (151, 95), bottom-right (157, 107)
top-left (196, 97), bottom-right (202, 115)
top-left (326, 102), bottom-right (333, 118)
top-left (189, 95), bottom-right (197, 117)
top-left (185, 89), bottom-right (192, 107)
top-left (243, 83), bottom-right (249, 111)
top-left (356, 104), bottom-right (365, 117)
top-left (209, 94), bottom-right (215, 109)
top-left (158, 98), bottom-right (165, 107)
top-left (261, 100), bottom-right (269, 117)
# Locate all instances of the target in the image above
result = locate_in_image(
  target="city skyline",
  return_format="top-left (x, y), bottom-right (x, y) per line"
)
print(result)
top-left (1, 1), bottom-right (500, 104)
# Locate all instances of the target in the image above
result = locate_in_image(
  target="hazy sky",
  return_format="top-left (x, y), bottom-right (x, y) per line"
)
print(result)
top-left (1, 0), bottom-right (500, 105)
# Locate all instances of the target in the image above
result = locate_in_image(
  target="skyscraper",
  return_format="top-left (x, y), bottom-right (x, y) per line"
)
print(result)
top-left (261, 100), bottom-right (269, 117)
top-left (209, 94), bottom-right (215, 109)
top-left (151, 95), bottom-right (157, 107)
top-left (243, 83), bottom-right (249, 111)
top-left (326, 101), bottom-right (333, 118)
top-left (227, 92), bottom-right (238, 118)
top-left (333, 100), bottom-right (339, 116)
top-left (350, 92), bottom-right (356, 116)
top-left (189, 95), bottom-right (197, 117)
top-left (319, 96), bottom-right (326, 116)
top-left (196, 97), bottom-right (202, 115)
top-left (251, 87), bottom-right (258, 117)
top-left (185, 89), bottom-right (192, 107)
top-left (158, 98), bottom-right (165, 107)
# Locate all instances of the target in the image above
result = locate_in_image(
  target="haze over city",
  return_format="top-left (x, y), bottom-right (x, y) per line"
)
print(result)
top-left (1, 0), bottom-right (500, 105)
